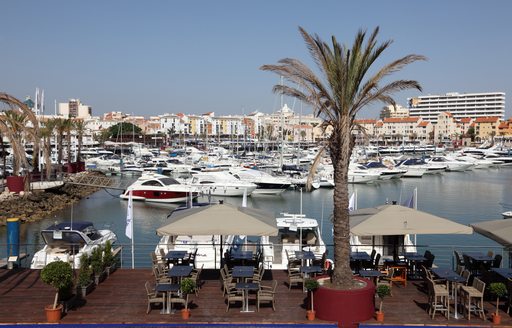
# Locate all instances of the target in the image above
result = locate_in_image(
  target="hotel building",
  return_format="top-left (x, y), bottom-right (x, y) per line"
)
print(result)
top-left (407, 92), bottom-right (505, 123)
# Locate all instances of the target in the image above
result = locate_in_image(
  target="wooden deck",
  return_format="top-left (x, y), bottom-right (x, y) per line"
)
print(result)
top-left (0, 268), bottom-right (510, 326)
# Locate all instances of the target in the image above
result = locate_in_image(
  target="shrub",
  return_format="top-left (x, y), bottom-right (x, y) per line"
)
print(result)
top-left (40, 261), bottom-right (73, 309)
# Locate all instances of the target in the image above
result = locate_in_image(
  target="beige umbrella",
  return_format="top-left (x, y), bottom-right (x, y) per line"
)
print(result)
top-left (156, 202), bottom-right (278, 237)
top-left (470, 219), bottom-right (512, 247)
top-left (350, 204), bottom-right (473, 236)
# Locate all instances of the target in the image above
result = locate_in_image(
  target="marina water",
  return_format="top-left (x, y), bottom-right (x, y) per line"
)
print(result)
top-left (1, 167), bottom-right (511, 268)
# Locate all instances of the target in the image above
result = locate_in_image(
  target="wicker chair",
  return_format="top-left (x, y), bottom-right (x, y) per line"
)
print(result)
top-left (224, 284), bottom-right (245, 312)
top-left (426, 278), bottom-right (450, 319)
top-left (257, 280), bottom-right (278, 311)
top-left (144, 281), bottom-right (165, 314)
top-left (460, 277), bottom-right (485, 320)
top-left (286, 266), bottom-right (304, 290)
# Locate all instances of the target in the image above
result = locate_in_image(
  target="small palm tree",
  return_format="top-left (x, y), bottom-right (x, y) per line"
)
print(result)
top-left (74, 119), bottom-right (86, 163)
top-left (261, 26), bottom-right (425, 289)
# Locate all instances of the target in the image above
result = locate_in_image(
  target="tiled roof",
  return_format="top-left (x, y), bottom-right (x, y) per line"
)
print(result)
top-left (383, 117), bottom-right (420, 123)
top-left (355, 119), bottom-right (377, 124)
top-left (474, 116), bottom-right (500, 123)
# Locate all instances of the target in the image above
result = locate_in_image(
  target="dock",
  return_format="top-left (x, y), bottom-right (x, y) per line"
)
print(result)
top-left (0, 268), bottom-right (510, 326)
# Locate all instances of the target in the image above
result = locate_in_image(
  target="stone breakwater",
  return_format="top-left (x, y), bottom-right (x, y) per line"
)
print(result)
top-left (0, 172), bottom-right (102, 226)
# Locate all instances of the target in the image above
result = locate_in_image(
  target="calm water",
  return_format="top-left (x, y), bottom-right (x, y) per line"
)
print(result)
top-left (1, 167), bottom-right (511, 268)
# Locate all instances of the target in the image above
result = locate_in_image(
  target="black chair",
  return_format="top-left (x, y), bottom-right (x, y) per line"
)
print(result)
top-left (454, 250), bottom-right (464, 270)
top-left (492, 254), bottom-right (503, 268)
top-left (423, 252), bottom-right (435, 269)
top-left (373, 253), bottom-right (381, 270)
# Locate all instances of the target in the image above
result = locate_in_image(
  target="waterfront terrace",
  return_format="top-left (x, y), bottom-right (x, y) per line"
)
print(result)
top-left (1, 268), bottom-right (511, 326)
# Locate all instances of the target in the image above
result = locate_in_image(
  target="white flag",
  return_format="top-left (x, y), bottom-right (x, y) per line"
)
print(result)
top-left (125, 190), bottom-right (133, 239)
top-left (348, 192), bottom-right (355, 212)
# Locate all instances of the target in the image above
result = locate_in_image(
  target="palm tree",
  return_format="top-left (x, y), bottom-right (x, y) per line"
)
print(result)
top-left (261, 26), bottom-right (425, 289)
top-left (40, 118), bottom-right (57, 179)
top-left (73, 119), bottom-right (86, 163)
top-left (64, 119), bottom-right (73, 164)
top-left (0, 110), bottom-right (30, 177)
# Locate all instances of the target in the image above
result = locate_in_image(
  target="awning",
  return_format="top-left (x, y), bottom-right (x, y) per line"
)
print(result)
top-left (350, 204), bottom-right (473, 236)
top-left (156, 202), bottom-right (278, 236)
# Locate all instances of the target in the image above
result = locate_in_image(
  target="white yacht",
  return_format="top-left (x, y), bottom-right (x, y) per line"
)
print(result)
top-left (229, 167), bottom-right (291, 195)
top-left (364, 161), bottom-right (406, 180)
top-left (30, 221), bottom-right (117, 269)
top-left (425, 156), bottom-right (474, 172)
top-left (120, 173), bottom-right (197, 203)
top-left (348, 163), bottom-right (381, 184)
top-left (186, 170), bottom-right (257, 197)
top-left (394, 158), bottom-right (438, 177)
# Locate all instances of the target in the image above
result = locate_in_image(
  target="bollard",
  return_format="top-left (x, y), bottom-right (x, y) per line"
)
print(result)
top-left (7, 218), bottom-right (20, 269)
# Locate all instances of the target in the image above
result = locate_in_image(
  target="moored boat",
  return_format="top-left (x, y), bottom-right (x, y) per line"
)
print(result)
top-left (30, 221), bottom-right (117, 269)
top-left (120, 173), bottom-right (197, 203)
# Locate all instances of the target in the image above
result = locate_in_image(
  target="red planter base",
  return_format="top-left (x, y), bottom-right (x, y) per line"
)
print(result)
top-left (315, 277), bottom-right (375, 328)
top-left (6, 176), bottom-right (26, 193)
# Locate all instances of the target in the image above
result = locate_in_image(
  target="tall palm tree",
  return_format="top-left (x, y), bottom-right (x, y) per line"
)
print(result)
top-left (74, 119), bottom-right (86, 163)
top-left (54, 118), bottom-right (66, 165)
top-left (0, 110), bottom-right (29, 177)
top-left (40, 118), bottom-right (57, 179)
top-left (261, 26), bottom-right (425, 289)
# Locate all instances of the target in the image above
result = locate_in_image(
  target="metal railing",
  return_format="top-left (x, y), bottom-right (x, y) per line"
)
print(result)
top-left (1, 242), bottom-right (509, 270)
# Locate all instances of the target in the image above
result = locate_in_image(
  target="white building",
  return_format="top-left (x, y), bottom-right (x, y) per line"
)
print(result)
top-left (58, 99), bottom-right (92, 119)
top-left (379, 104), bottom-right (409, 119)
top-left (408, 92), bottom-right (505, 123)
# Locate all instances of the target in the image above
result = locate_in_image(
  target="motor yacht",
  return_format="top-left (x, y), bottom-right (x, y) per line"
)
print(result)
top-left (424, 156), bottom-right (474, 172)
top-left (30, 221), bottom-right (117, 269)
top-left (348, 163), bottom-right (381, 183)
top-left (229, 167), bottom-right (291, 195)
top-left (364, 161), bottom-right (406, 180)
top-left (120, 173), bottom-right (197, 203)
top-left (186, 170), bottom-right (257, 197)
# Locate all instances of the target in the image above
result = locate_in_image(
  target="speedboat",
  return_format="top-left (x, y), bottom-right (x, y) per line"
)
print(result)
top-left (348, 163), bottom-right (381, 183)
top-left (229, 167), bottom-right (291, 195)
top-left (186, 170), bottom-right (257, 197)
top-left (395, 158), bottom-right (437, 177)
top-left (30, 221), bottom-right (117, 269)
top-left (120, 173), bottom-right (197, 203)
top-left (503, 211), bottom-right (512, 219)
top-left (424, 156), bottom-right (473, 172)
top-left (364, 161), bottom-right (406, 180)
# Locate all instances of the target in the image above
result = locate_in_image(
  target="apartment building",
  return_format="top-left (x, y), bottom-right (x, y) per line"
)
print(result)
top-left (408, 92), bottom-right (505, 123)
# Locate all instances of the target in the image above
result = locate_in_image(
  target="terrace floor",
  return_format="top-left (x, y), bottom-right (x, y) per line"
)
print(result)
top-left (0, 268), bottom-right (509, 326)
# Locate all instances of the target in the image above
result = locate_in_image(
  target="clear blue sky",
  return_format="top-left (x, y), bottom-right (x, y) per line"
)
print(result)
top-left (2, 0), bottom-right (511, 118)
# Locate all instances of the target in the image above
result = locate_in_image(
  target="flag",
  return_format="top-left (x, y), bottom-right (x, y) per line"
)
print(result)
top-left (125, 190), bottom-right (133, 239)
top-left (401, 187), bottom-right (417, 209)
top-left (348, 192), bottom-right (356, 212)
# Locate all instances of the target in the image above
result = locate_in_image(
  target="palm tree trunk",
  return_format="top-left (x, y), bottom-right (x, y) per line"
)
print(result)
top-left (330, 122), bottom-right (357, 289)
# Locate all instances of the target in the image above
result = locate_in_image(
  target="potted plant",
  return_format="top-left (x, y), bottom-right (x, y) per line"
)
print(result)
top-left (102, 240), bottom-right (115, 276)
top-left (489, 282), bottom-right (507, 325)
top-left (376, 284), bottom-right (391, 322)
top-left (76, 254), bottom-right (93, 298)
top-left (180, 278), bottom-right (196, 319)
top-left (40, 260), bottom-right (74, 323)
top-left (305, 278), bottom-right (320, 320)
top-left (90, 246), bottom-right (104, 285)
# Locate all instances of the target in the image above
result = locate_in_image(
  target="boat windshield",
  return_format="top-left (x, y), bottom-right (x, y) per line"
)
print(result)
top-left (41, 230), bottom-right (87, 248)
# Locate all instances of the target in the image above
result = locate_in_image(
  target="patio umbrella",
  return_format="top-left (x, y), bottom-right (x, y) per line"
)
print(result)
top-left (156, 202), bottom-right (277, 236)
top-left (350, 204), bottom-right (473, 236)
top-left (470, 219), bottom-right (512, 247)
top-left (156, 202), bottom-right (277, 269)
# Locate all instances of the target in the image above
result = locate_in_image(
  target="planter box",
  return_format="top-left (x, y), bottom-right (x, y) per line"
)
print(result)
top-left (77, 282), bottom-right (94, 298)
top-left (315, 276), bottom-right (375, 328)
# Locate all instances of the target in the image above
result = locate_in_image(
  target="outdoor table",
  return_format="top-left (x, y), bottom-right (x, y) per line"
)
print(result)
top-left (491, 268), bottom-right (512, 279)
top-left (432, 267), bottom-right (466, 319)
top-left (359, 269), bottom-right (383, 285)
top-left (404, 253), bottom-right (426, 279)
top-left (232, 265), bottom-right (255, 282)
top-left (296, 250), bottom-right (316, 266)
top-left (463, 252), bottom-right (493, 275)
top-left (167, 265), bottom-right (193, 284)
top-left (350, 252), bottom-right (371, 273)
top-left (300, 265), bottom-right (322, 277)
top-left (155, 283), bottom-right (180, 314)
top-left (236, 282), bottom-right (259, 312)
top-left (231, 251), bottom-right (254, 266)
top-left (165, 250), bottom-right (188, 266)
top-left (350, 251), bottom-right (371, 261)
